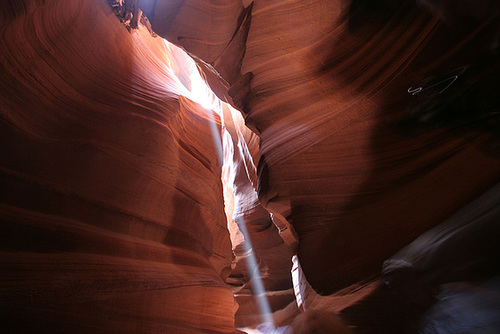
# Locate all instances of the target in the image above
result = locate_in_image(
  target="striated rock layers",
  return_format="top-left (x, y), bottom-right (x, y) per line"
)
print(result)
top-left (143, 0), bottom-right (500, 296)
top-left (0, 0), bottom-right (238, 332)
top-left (2, 0), bottom-right (500, 332)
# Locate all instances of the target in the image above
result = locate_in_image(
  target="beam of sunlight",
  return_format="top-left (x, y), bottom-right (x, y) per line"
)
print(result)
top-left (223, 128), bottom-right (277, 333)
top-left (159, 38), bottom-right (280, 333)
top-left (238, 215), bottom-right (276, 330)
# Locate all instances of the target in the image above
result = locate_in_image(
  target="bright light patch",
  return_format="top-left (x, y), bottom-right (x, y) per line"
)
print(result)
top-left (161, 39), bottom-right (221, 112)
top-left (239, 324), bottom-right (290, 334)
top-left (292, 255), bottom-right (306, 311)
top-left (188, 70), bottom-right (220, 110)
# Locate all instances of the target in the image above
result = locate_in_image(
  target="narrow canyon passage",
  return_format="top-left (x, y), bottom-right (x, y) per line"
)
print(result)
top-left (1, 0), bottom-right (500, 333)
top-left (0, 1), bottom-right (296, 332)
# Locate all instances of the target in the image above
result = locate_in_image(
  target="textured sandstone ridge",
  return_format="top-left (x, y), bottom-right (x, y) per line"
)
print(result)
top-left (144, 0), bottom-right (500, 295)
top-left (2, 0), bottom-right (500, 332)
top-left (0, 0), bottom-right (237, 332)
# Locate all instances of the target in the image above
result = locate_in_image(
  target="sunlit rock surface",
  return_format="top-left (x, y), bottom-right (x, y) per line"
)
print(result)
top-left (0, 0), bottom-right (236, 332)
top-left (145, 0), bottom-right (500, 296)
top-left (2, 0), bottom-right (500, 332)
top-left (221, 104), bottom-right (296, 328)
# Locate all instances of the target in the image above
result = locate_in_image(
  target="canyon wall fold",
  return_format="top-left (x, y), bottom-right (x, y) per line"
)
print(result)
top-left (0, 0), bottom-right (236, 332)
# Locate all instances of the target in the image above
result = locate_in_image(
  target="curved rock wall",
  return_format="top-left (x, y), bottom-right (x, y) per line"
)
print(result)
top-left (2, 0), bottom-right (500, 332)
top-left (0, 0), bottom-right (236, 332)
top-left (146, 0), bottom-right (500, 295)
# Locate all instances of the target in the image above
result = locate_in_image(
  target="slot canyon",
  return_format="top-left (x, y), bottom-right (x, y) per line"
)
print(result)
top-left (1, 0), bottom-right (500, 333)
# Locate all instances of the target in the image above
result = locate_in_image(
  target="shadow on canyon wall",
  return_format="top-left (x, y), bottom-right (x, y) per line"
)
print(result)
top-left (314, 1), bottom-right (500, 332)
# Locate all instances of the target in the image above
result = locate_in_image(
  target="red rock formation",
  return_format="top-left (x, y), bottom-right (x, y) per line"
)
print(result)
top-left (2, 0), bottom-right (500, 332)
top-left (0, 0), bottom-right (236, 332)
top-left (144, 0), bottom-right (500, 296)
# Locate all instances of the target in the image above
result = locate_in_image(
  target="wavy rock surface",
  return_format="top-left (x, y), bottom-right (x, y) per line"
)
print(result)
top-left (0, 0), bottom-right (236, 332)
top-left (2, 0), bottom-right (500, 332)
top-left (146, 0), bottom-right (500, 295)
